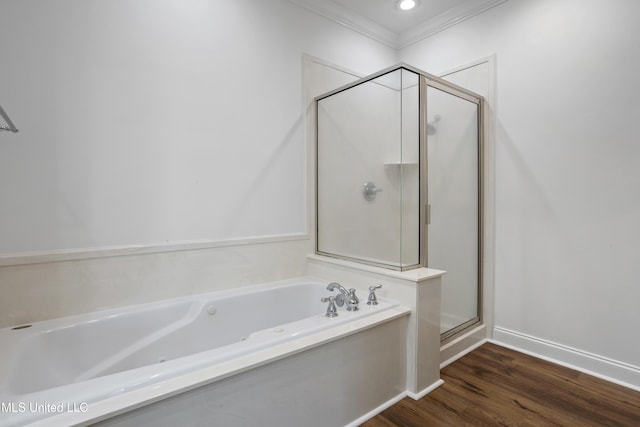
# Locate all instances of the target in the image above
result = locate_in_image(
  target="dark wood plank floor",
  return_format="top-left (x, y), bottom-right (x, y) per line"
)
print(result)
top-left (362, 343), bottom-right (640, 426)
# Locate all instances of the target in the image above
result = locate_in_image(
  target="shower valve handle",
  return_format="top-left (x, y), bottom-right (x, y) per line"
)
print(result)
top-left (362, 181), bottom-right (382, 201)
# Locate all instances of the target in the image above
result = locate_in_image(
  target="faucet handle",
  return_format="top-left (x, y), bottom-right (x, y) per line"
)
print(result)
top-left (326, 282), bottom-right (345, 307)
top-left (346, 288), bottom-right (359, 312)
top-left (367, 284), bottom-right (382, 305)
top-left (321, 296), bottom-right (338, 317)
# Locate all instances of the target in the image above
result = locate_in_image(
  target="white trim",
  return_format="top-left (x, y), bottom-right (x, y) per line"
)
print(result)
top-left (307, 254), bottom-right (446, 284)
top-left (441, 338), bottom-right (487, 369)
top-left (290, 0), bottom-right (509, 50)
top-left (492, 327), bottom-right (640, 392)
top-left (440, 338), bottom-right (489, 369)
top-left (398, 0), bottom-right (509, 48)
top-left (0, 233), bottom-right (310, 267)
top-left (345, 391), bottom-right (408, 427)
top-left (289, 0), bottom-right (398, 48)
top-left (437, 54), bottom-right (496, 81)
top-left (302, 54), bottom-right (364, 81)
top-left (407, 379), bottom-right (444, 400)
top-left (440, 325), bottom-right (488, 368)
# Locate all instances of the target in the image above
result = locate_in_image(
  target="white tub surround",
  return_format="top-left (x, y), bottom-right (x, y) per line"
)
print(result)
top-left (307, 254), bottom-right (445, 399)
top-left (0, 238), bottom-right (313, 330)
top-left (0, 278), bottom-right (409, 427)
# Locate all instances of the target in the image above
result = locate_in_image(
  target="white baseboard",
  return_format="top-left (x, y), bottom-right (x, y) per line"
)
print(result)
top-left (346, 391), bottom-right (407, 427)
top-left (440, 324), bottom-right (488, 368)
top-left (347, 379), bottom-right (445, 426)
top-left (492, 327), bottom-right (640, 392)
top-left (407, 379), bottom-right (444, 400)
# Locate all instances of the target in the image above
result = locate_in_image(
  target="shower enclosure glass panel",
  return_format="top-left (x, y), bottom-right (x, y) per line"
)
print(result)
top-left (316, 63), bottom-right (484, 341)
top-left (317, 69), bottom-right (420, 269)
top-left (426, 86), bottom-right (480, 336)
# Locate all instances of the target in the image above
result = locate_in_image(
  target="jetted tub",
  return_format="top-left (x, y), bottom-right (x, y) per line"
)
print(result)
top-left (0, 277), bottom-right (409, 426)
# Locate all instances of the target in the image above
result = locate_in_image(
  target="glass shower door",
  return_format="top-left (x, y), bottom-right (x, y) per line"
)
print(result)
top-left (425, 83), bottom-right (481, 337)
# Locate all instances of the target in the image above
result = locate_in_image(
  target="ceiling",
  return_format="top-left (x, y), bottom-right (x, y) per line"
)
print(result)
top-left (329, 0), bottom-right (473, 34)
top-left (290, 0), bottom-right (508, 48)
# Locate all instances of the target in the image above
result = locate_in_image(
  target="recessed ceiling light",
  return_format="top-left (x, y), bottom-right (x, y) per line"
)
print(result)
top-left (399, 0), bottom-right (416, 11)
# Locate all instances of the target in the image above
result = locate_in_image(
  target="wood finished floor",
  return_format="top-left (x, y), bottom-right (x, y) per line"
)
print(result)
top-left (361, 343), bottom-right (640, 427)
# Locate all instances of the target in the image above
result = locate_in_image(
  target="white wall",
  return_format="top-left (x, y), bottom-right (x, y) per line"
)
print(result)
top-left (0, 0), bottom-right (396, 327)
top-left (401, 0), bottom-right (640, 386)
top-left (0, 0), bottom-right (395, 254)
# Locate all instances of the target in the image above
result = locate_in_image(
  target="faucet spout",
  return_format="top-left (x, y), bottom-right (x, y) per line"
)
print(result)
top-left (326, 282), bottom-right (349, 295)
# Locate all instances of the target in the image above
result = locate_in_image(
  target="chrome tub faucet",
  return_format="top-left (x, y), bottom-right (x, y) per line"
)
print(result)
top-left (326, 282), bottom-right (359, 311)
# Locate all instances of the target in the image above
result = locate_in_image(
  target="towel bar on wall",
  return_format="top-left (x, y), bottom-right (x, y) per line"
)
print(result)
top-left (0, 104), bottom-right (19, 133)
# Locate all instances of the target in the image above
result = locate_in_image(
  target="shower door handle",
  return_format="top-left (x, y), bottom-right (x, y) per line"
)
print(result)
top-left (362, 181), bottom-right (382, 201)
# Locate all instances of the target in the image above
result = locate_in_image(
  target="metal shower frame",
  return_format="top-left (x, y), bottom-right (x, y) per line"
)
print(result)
top-left (315, 63), bottom-right (485, 339)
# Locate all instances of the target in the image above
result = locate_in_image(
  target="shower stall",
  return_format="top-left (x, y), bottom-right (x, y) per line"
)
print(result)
top-left (316, 64), bottom-right (483, 340)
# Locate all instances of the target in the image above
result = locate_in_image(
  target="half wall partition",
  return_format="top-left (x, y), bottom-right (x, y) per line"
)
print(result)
top-left (316, 64), bottom-right (484, 339)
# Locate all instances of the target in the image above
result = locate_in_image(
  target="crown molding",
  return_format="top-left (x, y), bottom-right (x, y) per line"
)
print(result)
top-left (289, 0), bottom-right (509, 51)
top-left (398, 0), bottom-right (509, 49)
top-left (289, 0), bottom-right (398, 48)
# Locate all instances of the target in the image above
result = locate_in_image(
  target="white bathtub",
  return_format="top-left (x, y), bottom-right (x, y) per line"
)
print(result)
top-left (0, 277), bottom-right (410, 426)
